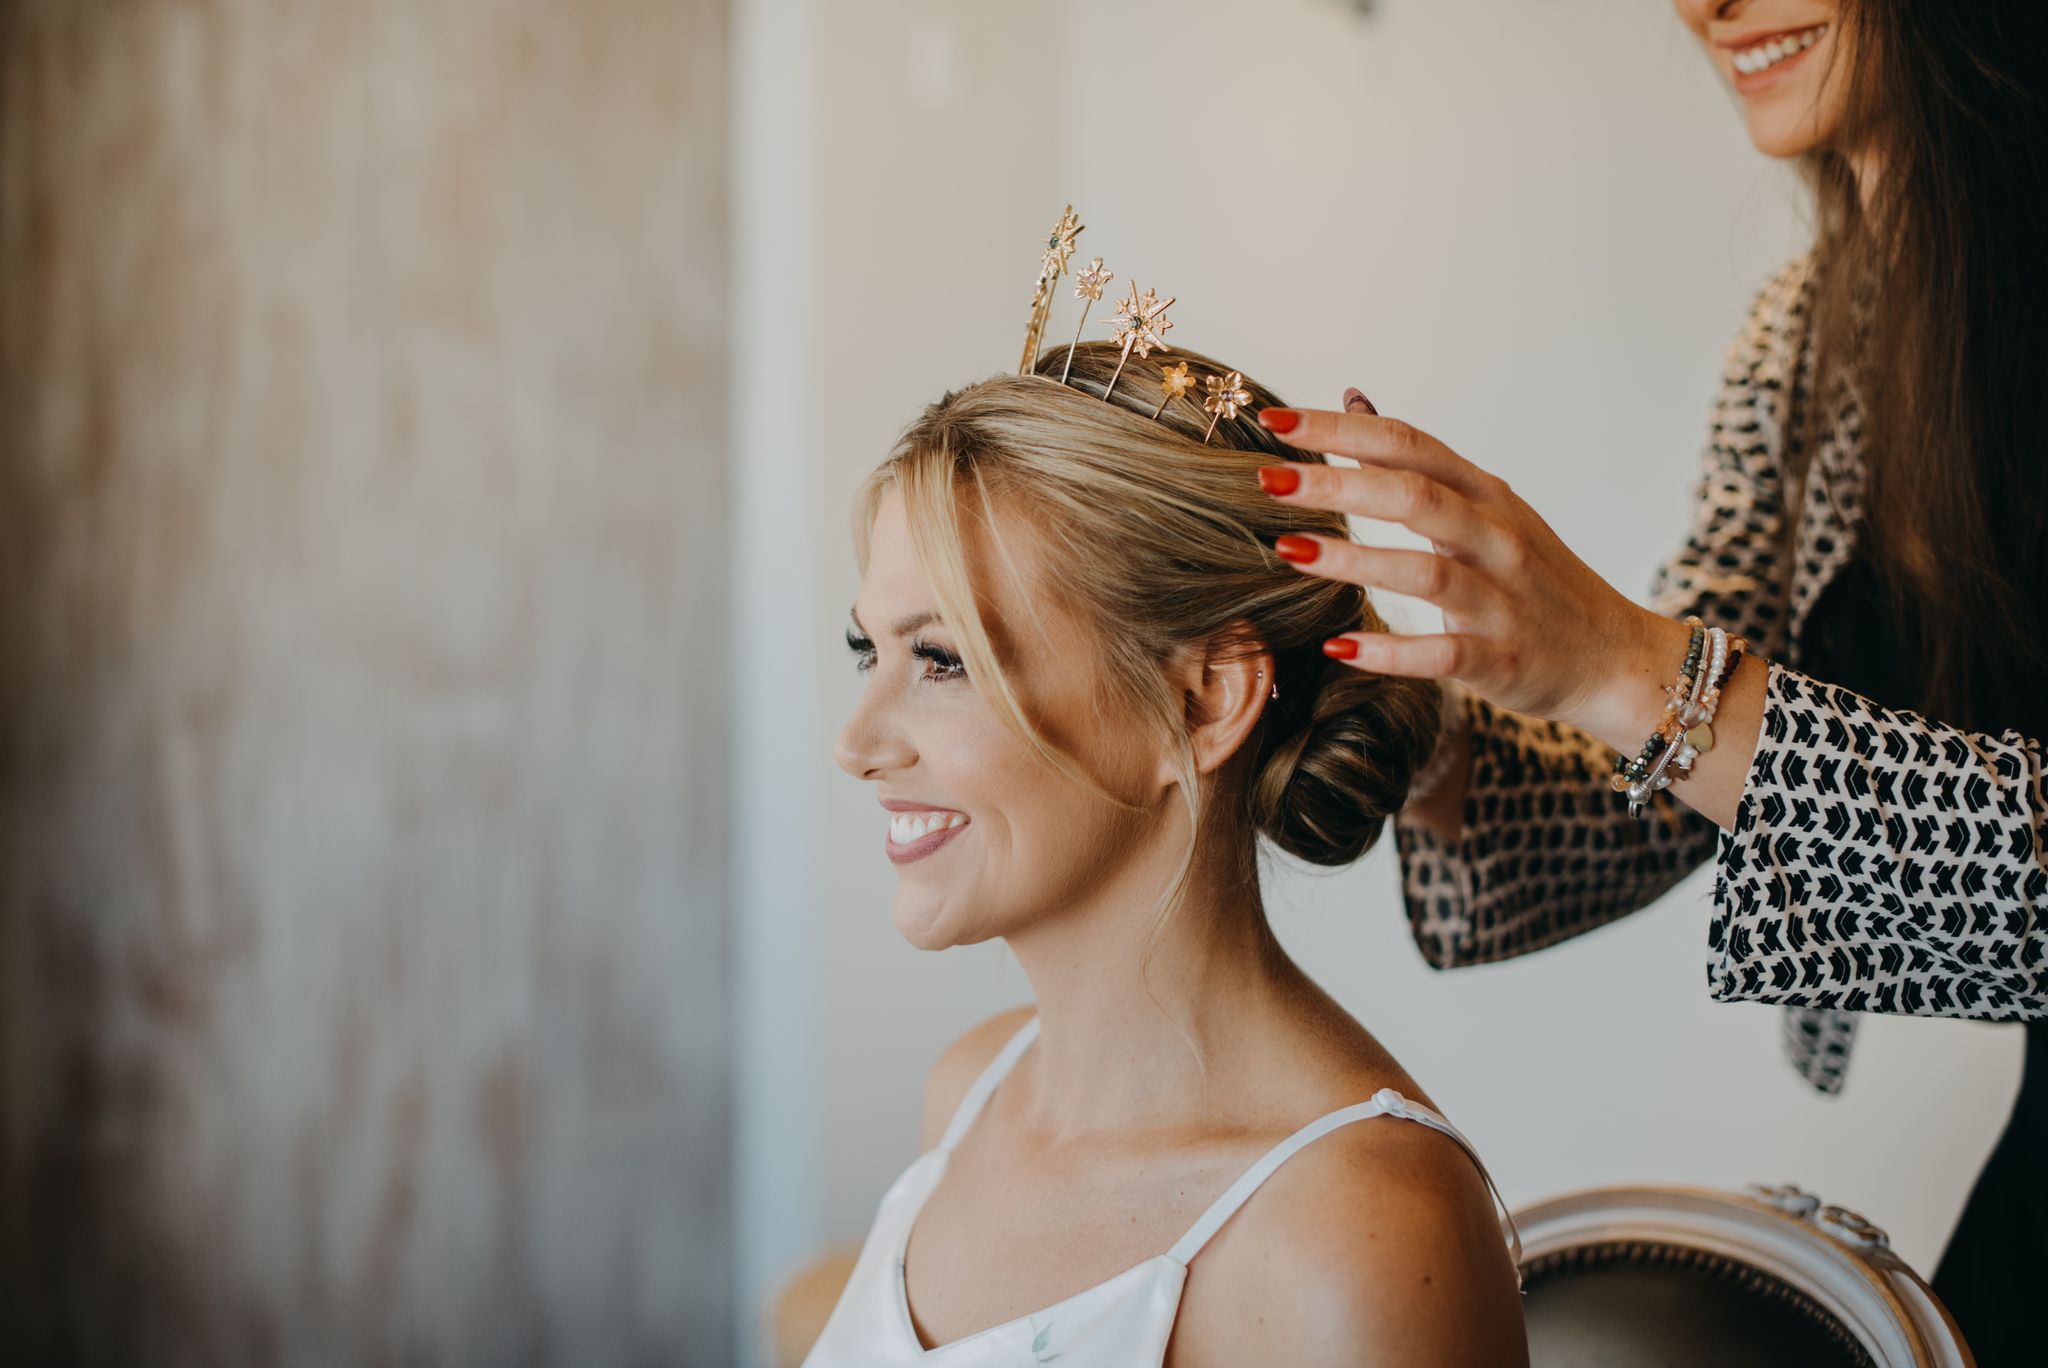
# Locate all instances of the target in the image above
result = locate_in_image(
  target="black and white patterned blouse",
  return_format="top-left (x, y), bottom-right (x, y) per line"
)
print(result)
top-left (1394, 255), bottom-right (2048, 1094)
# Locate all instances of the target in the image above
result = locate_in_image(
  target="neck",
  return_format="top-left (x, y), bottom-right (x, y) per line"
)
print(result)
top-left (1000, 809), bottom-right (1308, 1139)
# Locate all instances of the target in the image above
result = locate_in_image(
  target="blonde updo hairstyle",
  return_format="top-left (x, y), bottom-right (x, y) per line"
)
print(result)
top-left (855, 340), bottom-right (1440, 892)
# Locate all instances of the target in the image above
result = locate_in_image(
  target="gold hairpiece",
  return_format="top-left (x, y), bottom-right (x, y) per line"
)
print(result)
top-left (1059, 258), bottom-right (1114, 385)
top-left (1202, 371), bottom-right (1253, 443)
top-left (1017, 206), bottom-right (1254, 444)
top-left (1103, 282), bottom-right (1176, 403)
top-left (1019, 206), bottom-right (1085, 374)
top-left (1153, 361), bottom-right (1194, 419)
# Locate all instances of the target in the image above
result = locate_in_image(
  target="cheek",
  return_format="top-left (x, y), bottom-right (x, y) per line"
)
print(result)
top-left (952, 720), bottom-right (1137, 864)
top-left (932, 707), bottom-right (1163, 889)
top-left (1747, 36), bottom-right (1854, 156)
top-left (1814, 30), bottom-right (1858, 130)
top-left (990, 719), bottom-right (1168, 882)
top-left (957, 710), bottom-right (1029, 791)
top-left (908, 705), bottom-right (1045, 863)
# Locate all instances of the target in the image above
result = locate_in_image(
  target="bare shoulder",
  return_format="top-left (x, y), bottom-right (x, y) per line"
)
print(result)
top-left (917, 1004), bottom-right (1037, 1152)
top-left (1171, 1109), bottom-right (1527, 1368)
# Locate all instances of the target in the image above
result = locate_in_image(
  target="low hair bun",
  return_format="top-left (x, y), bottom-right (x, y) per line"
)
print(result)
top-left (1248, 662), bottom-right (1442, 867)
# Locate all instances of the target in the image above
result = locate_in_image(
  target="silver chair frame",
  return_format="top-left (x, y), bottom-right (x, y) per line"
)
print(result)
top-left (1512, 1184), bottom-right (1973, 1368)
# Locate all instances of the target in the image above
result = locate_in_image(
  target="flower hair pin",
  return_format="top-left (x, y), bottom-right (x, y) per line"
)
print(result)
top-left (1059, 258), bottom-right (1114, 385)
top-left (1202, 371), bottom-right (1253, 443)
top-left (1153, 361), bottom-right (1194, 418)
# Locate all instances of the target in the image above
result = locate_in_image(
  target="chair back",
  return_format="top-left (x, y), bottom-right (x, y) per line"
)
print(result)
top-left (1514, 1184), bottom-right (1974, 1368)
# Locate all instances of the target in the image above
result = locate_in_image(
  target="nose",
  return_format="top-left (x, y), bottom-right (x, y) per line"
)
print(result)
top-left (834, 684), bottom-right (917, 781)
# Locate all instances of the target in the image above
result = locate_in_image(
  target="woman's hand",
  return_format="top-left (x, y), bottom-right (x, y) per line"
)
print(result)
top-left (1257, 396), bottom-right (1686, 751)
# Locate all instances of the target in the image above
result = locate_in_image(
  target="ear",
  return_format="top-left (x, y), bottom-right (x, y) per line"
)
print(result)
top-left (1168, 623), bottom-right (1275, 781)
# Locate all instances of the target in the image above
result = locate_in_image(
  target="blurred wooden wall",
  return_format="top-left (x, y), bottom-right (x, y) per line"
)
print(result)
top-left (0, 2), bottom-right (731, 1363)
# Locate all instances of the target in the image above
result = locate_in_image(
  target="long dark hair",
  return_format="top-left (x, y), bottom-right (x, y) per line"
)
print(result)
top-left (1804, 1), bottom-right (2048, 734)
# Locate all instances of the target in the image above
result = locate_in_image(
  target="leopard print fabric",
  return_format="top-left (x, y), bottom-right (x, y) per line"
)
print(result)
top-left (1395, 255), bottom-right (2048, 1093)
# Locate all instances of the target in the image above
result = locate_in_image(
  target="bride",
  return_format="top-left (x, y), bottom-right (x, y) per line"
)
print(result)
top-left (805, 340), bottom-right (1528, 1367)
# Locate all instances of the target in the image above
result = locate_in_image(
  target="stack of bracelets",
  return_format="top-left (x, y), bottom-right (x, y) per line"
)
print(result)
top-left (1612, 615), bottom-right (1748, 819)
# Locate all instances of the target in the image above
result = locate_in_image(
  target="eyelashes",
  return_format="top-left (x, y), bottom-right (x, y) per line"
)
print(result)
top-left (845, 630), bottom-right (967, 684)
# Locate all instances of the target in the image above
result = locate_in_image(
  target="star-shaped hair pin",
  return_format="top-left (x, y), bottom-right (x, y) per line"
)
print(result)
top-left (1152, 361), bottom-right (1194, 418)
top-left (1059, 258), bottom-right (1114, 385)
top-left (1041, 206), bottom-right (1084, 278)
top-left (1103, 282), bottom-right (1176, 403)
top-left (1019, 206), bottom-right (1086, 373)
top-left (1202, 370), bottom-right (1253, 443)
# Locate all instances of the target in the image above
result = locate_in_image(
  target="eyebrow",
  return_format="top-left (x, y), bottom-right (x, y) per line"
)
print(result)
top-left (848, 607), bottom-right (941, 638)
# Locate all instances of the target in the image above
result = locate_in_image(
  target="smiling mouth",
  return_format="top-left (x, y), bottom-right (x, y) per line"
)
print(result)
top-left (888, 810), bottom-right (964, 843)
top-left (885, 810), bottom-right (969, 865)
top-left (1731, 24), bottom-right (1825, 77)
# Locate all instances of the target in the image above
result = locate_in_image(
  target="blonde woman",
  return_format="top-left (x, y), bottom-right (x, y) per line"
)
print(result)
top-left (803, 342), bottom-right (1526, 1368)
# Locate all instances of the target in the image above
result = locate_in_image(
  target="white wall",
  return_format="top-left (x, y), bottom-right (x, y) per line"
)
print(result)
top-left (735, 0), bottom-right (2025, 1350)
top-left (731, 0), bottom-right (822, 1363)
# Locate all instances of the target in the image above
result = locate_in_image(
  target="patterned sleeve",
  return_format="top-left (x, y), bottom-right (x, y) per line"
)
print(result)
top-left (1396, 257), bottom-right (1814, 970)
top-left (1396, 700), bottom-right (1721, 968)
top-left (1708, 665), bottom-right (2048, 1019)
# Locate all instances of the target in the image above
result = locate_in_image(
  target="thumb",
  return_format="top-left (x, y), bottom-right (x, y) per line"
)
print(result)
top-left (1342, 386), bottom-right (1378, 416)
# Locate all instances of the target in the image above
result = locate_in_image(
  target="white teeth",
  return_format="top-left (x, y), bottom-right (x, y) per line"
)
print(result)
top-left (1734, 26), bottom-right (1821, 76)
top-left (888, 811), bottom-right (965, 844)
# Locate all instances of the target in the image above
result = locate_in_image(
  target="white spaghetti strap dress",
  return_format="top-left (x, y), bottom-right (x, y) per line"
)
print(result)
top-left (802, 1016), bottom-right (1520, 1367)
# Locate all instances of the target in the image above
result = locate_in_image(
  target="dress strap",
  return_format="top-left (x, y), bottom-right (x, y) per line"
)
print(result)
top-left (1167, 1087), bottom-right (1524, 1275)
top-left (936, 1015), bottom-right (1041, 1153)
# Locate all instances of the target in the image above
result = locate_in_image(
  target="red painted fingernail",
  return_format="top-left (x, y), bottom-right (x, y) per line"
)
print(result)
top-left (1257, 465), bottom-right (1301, 495)
top-left (1258, 408), bottom-right (1301, 434)
top-left (1343, 387), bottom-right (1378, 416)
top-left (1322, 637), bottom-right (1360, 660)
top-left (1275, 534), bottom-right (1320, 564)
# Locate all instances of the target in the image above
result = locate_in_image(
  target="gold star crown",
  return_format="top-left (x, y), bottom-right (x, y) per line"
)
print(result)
top-left (1015, 205), bottom-right (1245, 444)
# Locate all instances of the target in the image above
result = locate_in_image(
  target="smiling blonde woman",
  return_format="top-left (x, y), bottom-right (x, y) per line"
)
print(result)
top-left (802, 341), bottom-right (1527, 1368)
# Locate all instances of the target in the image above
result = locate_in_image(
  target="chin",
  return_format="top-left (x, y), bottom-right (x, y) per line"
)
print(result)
top-left (892, 893), bottom-right (978, 952)
top-left (1745, 110), bottom-right (1829, 160)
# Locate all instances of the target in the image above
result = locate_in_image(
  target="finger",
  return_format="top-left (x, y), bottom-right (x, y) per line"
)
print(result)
top-left (1342, 386), bottom-right (1378, 416)
top-left (1259, 462), bottom-right (1499, 561)
top-left (1321, 631), bottom-right (1482, 682)
top-left (1259, 407), bottom-right (1493, 500)
top-left (1273, 535), bottom-right (1484, 614)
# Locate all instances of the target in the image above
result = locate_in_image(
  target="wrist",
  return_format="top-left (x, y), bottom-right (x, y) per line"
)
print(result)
top-left (1571, 610), bottom-right (1692, 755)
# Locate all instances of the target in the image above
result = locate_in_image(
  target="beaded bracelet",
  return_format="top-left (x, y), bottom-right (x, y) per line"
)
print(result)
top-left (1611, 619), bottom-right (1705, 807)
top-left (1611, 619), bottom-right (1746, 818)
top-left (1635, 624), bottom-right (1728, 804)
top-left (1672, 639), bottom-right (1745, 775)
